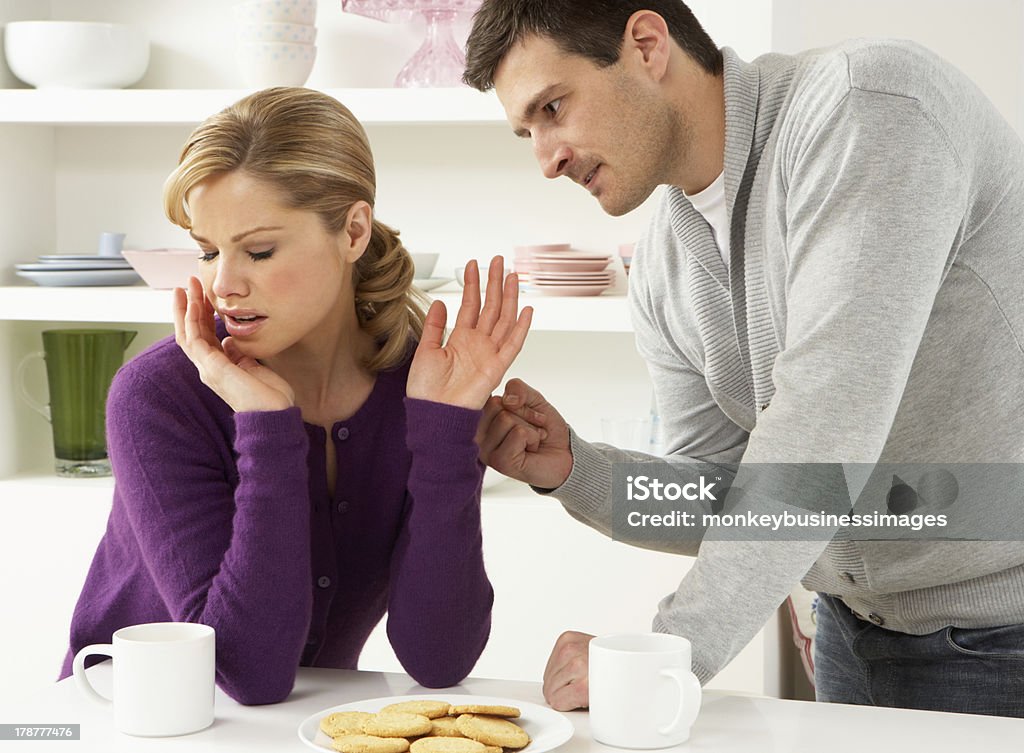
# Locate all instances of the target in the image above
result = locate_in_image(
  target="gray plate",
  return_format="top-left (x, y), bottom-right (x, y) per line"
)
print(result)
top-left (16, 269), bottom-right (142, 287)
top-left (17, 262), bottom-right (131, 272)
top-left (37, 254), bottom-right (126, 262)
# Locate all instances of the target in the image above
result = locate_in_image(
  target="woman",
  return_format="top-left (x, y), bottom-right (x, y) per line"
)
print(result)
top-left (60, 87), bottom-right (532, 704)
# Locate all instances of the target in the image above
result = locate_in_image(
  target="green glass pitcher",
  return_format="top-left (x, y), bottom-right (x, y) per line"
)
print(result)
top-left (17, 329), bottom-right (137, 477)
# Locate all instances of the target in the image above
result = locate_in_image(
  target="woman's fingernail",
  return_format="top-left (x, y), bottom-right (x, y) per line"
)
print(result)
top-left (504, 394), bottom-right (519, 406)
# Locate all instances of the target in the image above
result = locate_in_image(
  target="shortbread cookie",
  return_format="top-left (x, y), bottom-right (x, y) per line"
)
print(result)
top-left (427, 717), bottom-right (466, 738)
top-left (448, 705), bottom-right (520, 719)
top-left (455, 715), bottom-right (530, 750)
top-left (381, 700), bottom-right (452, 719)
top-left (364, 713), bottom-right (434, 738)
top-left (331, 734), bottom-right (411, 753)
top-left (482, 746), bottom-right (502, 753)
top-left (410, 737), bottom-right (487, 753)
top-left (321, 712), bottom-right (375, 737)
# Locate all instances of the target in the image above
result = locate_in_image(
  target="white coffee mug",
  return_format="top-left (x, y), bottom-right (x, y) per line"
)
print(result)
top-left (589, 632), bottom-right (702, 748)
top-left (72, 622), bottom-right (215, 737)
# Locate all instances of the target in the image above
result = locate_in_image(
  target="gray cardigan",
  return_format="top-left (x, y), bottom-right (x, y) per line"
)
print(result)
top-left (550, 41), bottom-right (1024, 683)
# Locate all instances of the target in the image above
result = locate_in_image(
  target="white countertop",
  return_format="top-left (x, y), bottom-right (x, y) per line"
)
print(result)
top-left (3, 665), bottom-right (1023, 752)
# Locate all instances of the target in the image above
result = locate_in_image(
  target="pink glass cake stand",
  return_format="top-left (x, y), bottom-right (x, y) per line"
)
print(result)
top-left (341, 0), bottom-right (482, 87)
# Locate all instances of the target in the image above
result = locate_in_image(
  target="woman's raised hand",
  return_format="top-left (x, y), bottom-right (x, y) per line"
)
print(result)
top-left (408, 257), bottom-right (533, 410)
top-left (173, 276), bottom-right (295, 413)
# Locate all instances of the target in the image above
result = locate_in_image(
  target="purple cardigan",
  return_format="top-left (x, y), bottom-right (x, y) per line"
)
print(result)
top-left (59, 333), bottom-right (493, 704)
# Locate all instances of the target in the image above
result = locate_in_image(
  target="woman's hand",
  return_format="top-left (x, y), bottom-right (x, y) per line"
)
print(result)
top-left (408, 257), bottom-right (533, 410)
top-left (173, 276), bottom-right (295, 413)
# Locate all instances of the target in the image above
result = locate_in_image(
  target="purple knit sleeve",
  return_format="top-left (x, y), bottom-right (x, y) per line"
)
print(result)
top-left (386, 398), bottom-right (493, 687)
top-left (106, 366), bottom-right (313, 704)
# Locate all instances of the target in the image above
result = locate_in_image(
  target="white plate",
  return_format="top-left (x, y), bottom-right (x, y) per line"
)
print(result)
top-left (16, 268), bottom-right (142, 287)
top-left (297, 694), bottom-right (574, 753)
top-left (414, 277), bottom-right (454, 292)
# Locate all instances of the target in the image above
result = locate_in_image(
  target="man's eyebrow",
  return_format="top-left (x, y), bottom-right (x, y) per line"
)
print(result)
top-left (512, 84), bottom-right (561, 138)
top-left (188, 226), bottom-right (284, 244)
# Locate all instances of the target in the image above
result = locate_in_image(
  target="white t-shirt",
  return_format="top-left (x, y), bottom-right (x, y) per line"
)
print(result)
top-left (684, 171), bottom-right (730, 269)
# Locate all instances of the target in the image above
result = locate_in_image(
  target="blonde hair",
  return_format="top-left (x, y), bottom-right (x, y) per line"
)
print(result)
top-left (163, 87), bottom-right (427, 372)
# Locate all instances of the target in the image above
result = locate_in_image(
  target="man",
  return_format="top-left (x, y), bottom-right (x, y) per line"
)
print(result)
top-left (465, 0), bottom-right (1024, 717)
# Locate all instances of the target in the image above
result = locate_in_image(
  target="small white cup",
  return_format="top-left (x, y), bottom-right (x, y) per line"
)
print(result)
top-left (589, 633), bottom-right (702, 748)
top-left (98, 231), bottom-right (126, 257)
top-left (73, 622), bottom-right (215, 737)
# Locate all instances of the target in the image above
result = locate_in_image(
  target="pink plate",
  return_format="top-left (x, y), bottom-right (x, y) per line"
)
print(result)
top-left (514, 243), bottom-right (571, 257)
top-left (534, 259), bottom-right (612, 273)
top-left (531, 274), bottom-right (614, 282)
top-left (531, 251), bottom-right (611, 261)
top-left (531, 284), bottom-right (611, 297)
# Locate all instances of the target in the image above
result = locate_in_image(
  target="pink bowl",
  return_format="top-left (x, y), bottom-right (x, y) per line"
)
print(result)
top-left (122, 249), bottom-right (198, 289)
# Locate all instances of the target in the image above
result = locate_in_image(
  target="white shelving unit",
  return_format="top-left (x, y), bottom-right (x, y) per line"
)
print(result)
top-left (1, 0), bottom-right (854, 709)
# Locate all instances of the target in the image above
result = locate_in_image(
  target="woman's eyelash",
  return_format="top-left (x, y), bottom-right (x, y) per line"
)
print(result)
top-left (196, 248), bottom-right (275, 262)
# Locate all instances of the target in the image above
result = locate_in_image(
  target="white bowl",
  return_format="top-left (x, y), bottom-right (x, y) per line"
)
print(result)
top-left (233, 0), bottom-right (318, 26)
top-left (4, 21), bottom-right (149, 89)
top-left (121, 249), bottom-right (197, 289)
top-left (410, 252), bottom-right (439, 279)
top-left (236, 22), bottom-right (317, 45)
top-left (236, 42), bottom-right (316, 88)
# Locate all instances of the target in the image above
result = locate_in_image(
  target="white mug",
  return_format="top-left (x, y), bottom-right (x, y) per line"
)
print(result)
top-left (589, 632), bottom-right (702, 748)
top-left (72, 622), bottom-right (215, 737)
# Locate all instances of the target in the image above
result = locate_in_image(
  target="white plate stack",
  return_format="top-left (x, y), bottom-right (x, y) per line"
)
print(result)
top-left (234, 0), bottom-right (318, 88)
top-left (14, 254), bottom-right (141, 287)
top-left (514, 244), bottom-right (615, 297)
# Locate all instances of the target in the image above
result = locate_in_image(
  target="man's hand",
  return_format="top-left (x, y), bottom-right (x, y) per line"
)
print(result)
top-left (542, 630), bottom-right (595, 711)
top-left (476, 378), bottom-right (573, 489)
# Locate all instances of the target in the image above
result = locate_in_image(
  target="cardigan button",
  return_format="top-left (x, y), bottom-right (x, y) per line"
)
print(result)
top-left (336, 427), bottom-right (350, 441)
top-left (317, 576), bottom-right (332, 589)
top-left (868, 613), bottom-right (885, 626)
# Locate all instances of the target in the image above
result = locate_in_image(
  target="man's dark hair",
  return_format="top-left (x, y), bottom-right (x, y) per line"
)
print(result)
top-left (463, 0), bottom-right (722, 91)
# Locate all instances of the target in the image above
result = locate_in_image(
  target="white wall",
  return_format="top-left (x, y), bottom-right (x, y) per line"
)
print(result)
top-left (688, 0), bottom-right (775, 61)
top-left (772, 0), bottom-right (1024, 134)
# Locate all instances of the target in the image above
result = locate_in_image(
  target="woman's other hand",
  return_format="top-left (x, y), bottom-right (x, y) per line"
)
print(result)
top-left (408, 257), bottom-right (533, 409)
top-left (173, 276), bottom-right (295, 413)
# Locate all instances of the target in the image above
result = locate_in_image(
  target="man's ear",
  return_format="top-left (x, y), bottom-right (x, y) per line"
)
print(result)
top-left (341, 200), bottom-right (373, 262)
top-left (623, 10), bottom-right (671, 82)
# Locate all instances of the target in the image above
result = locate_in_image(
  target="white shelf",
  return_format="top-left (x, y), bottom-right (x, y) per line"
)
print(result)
top-left (0, 286), bottom-right (634, 332)
top-left (0, 471), bottom-right (115, 507)
top-left (0, 88), bottom-right (508, 126)
top-left (0, 285), bottom-right (178, 323)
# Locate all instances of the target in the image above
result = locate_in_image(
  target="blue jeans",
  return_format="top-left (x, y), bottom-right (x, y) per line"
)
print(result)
top-left (813, 593), bottom-right (1024, 717)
